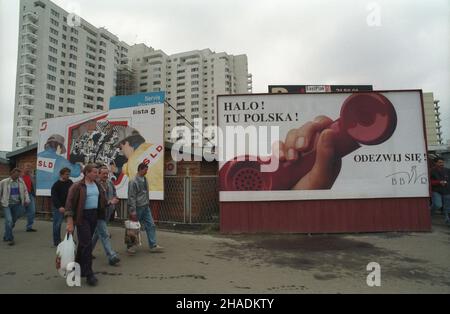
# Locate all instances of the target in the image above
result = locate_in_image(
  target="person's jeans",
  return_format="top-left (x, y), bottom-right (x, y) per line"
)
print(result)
top-left (431, 192), bottom-right (450, 223)
top-left (2, 204), bottom-right (24, 241)
top-left (431, 192), bottom-right (443, 214)
top-left (136, 206), bottom-right (157, 248)
top-left (75, 210), bottom-right (97, 278)
top-left (443, 194), bottom-right (450, 223)
top-left (52, 207), bottom-right (64, 246)
top-left (25, 195), bottom-right (36, 230)
top-left (92, 208), bottom-right (118, 262)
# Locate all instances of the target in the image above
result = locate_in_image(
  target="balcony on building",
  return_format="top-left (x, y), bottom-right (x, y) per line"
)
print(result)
top-left (21, 93), bottom-right (35, 100)
top-left (17, 135), bottom-right (33, 141)
top-left (24, 12), bottom-right (38, 23)
top-left (22, 61), bottom-right (36, 71)
top-left (22, 53), bottom-right (37, 63)
top-left (24, 22), bottom-right (38, 32)
top-left (20, 72), bottom-right (35, 79)
top-left (23, 31), bottom-right (38, 42)
top-left (19, 80), bottom-right (34, 88)
top-left (24, 42), bottom-right (37, 50)
top-left (19, 102), bottom-right (34, 110)
top-left (18, 123), bottom-right (33, 131)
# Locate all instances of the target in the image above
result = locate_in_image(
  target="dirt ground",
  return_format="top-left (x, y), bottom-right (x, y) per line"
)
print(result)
top-left (0, 215), bottom-right (449, 294)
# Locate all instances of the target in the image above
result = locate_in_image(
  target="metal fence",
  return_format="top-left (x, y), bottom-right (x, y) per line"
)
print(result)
top-left (31, 176), bottom-right (219, 225)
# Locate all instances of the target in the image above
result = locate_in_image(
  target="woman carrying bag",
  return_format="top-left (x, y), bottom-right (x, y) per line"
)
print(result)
top-left (65, 164), bottom-right (108, 286)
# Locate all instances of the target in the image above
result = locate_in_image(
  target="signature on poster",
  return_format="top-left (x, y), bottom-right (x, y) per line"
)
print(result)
top-left (385, 165), bottom-right (428, 185)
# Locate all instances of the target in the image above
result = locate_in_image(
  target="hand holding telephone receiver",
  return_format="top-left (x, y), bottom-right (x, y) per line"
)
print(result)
top-left (219, 93), bottom-right (397, 191)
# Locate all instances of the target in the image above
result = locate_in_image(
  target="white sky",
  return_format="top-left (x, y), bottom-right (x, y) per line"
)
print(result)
top-left (0, 0), bottom-right (449, 151)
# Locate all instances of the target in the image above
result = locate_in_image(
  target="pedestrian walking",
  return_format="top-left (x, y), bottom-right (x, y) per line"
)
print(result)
top-left (127, 162), bottom-right (163, 255)
top-left (50, 167), bottom-right (73, 247)
top-left (65, 164), bottom-right (108, 286)
top-left (0, 168), bottom-right (30, 246)
top-left (430, 157), bottom-right (450, 224)
top-left (92, 165), bottom-right (120, 266)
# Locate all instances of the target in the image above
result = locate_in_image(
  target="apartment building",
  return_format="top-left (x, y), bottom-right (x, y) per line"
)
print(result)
top-left (13, 0), bottom-right (129, 148)
top-left (126, 44), bottom-right (253, 144)
top-left (13, 0), bottom-right (252, 149)
top-left (423, 92), bottom-right (443, 147)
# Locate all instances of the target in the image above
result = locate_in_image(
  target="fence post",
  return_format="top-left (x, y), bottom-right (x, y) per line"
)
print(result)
top-left (184, 168), bottom-right (192, 224)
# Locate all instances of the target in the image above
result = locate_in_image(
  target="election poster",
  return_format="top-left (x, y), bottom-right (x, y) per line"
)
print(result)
top-left (37, 100), bottom-right (165, 199)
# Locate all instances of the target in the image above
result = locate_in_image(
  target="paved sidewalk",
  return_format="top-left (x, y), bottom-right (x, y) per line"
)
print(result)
top-left (0, 216), bottom-right (449, 293)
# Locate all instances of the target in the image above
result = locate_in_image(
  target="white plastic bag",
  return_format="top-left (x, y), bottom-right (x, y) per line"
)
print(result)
top-left (124, 220), bottom-right (142, 246)
top-left (56, 233), bottom-right (76, 278)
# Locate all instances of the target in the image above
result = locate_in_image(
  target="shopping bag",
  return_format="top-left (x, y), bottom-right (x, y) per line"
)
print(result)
top-left (56, 233), bottom-right (76, 278)
top-left (124, 220), bottom-right (142, 247)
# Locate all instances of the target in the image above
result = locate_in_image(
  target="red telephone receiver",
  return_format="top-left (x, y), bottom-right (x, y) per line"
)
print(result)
top-left (219, 93), bottom-right (397, 191)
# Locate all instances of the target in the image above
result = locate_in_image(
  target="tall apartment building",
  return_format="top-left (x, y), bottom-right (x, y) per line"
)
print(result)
top-left (13, 0), bottom-right (129, 149)
top-left (13, 0), bottom-right (252, 149)
top-left (125, 44), bottom-right (253, 144)
top-left (423, 92), bottom-right (443, 147)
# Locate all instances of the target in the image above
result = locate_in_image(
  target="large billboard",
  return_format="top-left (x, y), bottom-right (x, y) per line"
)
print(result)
top-left (37, 102), bottom-right (165, 199)
top-left (218, 91), bottom-right (429, 202)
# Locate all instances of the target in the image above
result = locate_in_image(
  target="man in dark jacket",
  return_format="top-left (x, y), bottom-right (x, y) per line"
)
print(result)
top-left (50, 168), bottom-right (73, 247)
top-left (430, 157), bottom-right (450, 224)
top-left (65, 164), bottom-right (107, 286)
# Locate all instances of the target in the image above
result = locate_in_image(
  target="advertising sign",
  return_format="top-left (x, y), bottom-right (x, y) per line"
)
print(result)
top-left (37, 102), bottom-right (164, 199)
top-left (218, 91), bottom-right (428, 202)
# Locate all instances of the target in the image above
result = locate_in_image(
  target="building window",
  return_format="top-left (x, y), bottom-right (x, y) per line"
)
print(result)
top-left (47, 74), bottom-right (56, 81)
top-left (67, 107), bottom-right (74, 113)
top-left (46, 93), bottom-right (55, 100)
top-left (51, 9), bottom-right (60, 18)
top-left (58, 106), bottom-right (63, 112)
top-left (45, 103), bottom-right (55, 110)
top-left (50, 18), bottom-right (59, 27)
top-left (49, 46), bottom-right (58, 54)
top-left (49, 36), bottom-right (58, 45)
top-left (47, 83), bottom-right (56, 91)
top-left (50, 28), bottom-right (58, 36)
top-left (45, 113), bottom-right (54, 118)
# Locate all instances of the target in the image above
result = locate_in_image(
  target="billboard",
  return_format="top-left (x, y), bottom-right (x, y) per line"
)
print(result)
top-left (218, 91), bottom-right (429, 202)
top-left (269, 85), bottom-right (373, 94)
top-left (37, 102), bottom-right (165, 199)
top-left (109, 91), bottom-right (165, 110)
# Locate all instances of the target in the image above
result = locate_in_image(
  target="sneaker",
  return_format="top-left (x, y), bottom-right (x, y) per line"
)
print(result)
top-left (86, 275), bottom-right (98, 286)
top-left (91, 254), bottom-right (96, 260)
top-left (109, 255), bottom-right (121, 266)
top-left (127, 247), bottom-right (136, 255)
top-left (149, 245), bottom-right (164, 253)
top-left (26, 228), bottom-right (37, 232)
top-left (8, 241), bottom-right (15, 246)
